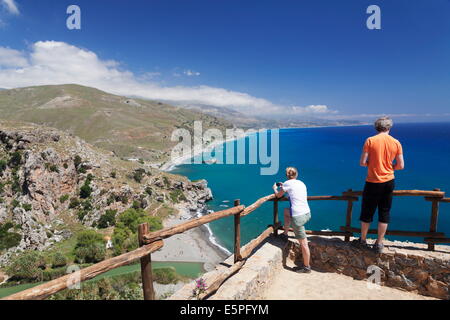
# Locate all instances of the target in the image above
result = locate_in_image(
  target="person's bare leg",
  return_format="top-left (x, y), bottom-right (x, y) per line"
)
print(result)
top-left (361, 222), bottom-right (370, 241)
top-left (283, 208), bottom-right (291, 235)
top-left (377, 223), bottom-right (388, 244)
top-left (298, 238), bottom-right (310, 267)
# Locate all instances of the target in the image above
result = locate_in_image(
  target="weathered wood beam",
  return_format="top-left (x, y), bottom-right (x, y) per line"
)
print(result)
top-left (241, 194), bottom-right (276, 217)
top-left (424, 238), bottom-right (450, 244)
top-left (143, 205), bottom-right (244, 243)
top-left (344, 190), bottom-right (445, 198)
top-left (340, 226), bottom-right (445, 238)
top-left (271, 195), bottom-right (358, 202)
top-left (2, 240), bottom-right (164, 300)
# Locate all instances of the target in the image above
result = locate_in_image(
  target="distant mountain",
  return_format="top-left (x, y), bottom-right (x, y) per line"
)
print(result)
top-left (174, 103), bottom-right (365, 129)
top-left (0, 84), bottom-right (232, 163)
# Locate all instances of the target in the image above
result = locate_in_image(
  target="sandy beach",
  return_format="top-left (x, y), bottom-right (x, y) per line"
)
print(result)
top-left (152, 204), bottom-right (229, 272)
top-left (154, 131), bottom-right (250, 271)
top-left (159, 130), bottom-right (253, 171)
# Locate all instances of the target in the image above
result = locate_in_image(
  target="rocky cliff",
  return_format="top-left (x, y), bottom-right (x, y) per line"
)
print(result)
top-left (0, 121), bottom-right (212, 265)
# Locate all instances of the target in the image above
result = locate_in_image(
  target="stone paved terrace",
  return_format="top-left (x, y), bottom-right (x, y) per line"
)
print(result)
top-left (170, 234), bottom-right (450, 300)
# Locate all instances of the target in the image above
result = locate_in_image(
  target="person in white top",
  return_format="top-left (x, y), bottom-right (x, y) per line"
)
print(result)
top-left (273, 167), bottom-right (312, 273)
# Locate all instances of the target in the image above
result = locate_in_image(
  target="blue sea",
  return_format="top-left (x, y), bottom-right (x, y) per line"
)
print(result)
top-left (171, 123), bottom-right (450, 253)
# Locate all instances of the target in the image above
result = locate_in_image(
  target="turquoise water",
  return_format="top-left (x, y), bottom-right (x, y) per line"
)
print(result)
top-left (171, 123), bottom-right (450, 251)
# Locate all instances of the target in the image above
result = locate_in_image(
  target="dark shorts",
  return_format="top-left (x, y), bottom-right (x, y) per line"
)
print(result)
top-left (360, 179), bottom-right (395, 224)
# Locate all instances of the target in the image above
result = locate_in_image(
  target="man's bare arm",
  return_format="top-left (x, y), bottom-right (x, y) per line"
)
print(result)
top-left (394, 154), bottom-right (405, 170)
top-left (360, 151), bottom-right (369, 167)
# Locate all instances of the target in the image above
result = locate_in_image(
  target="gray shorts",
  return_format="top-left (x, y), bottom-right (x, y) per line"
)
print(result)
top-left (291, 212), bottom-right (311, 239)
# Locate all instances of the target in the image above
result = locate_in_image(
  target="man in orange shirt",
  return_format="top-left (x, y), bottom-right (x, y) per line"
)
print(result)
top-left (354, 117), bottom-right (405, 253)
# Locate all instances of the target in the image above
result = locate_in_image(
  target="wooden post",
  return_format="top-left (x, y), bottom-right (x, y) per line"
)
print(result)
top-left (138, 223), bottom-right (155, 300)
top-left (234, 199), bottom-right (242, 263)
top-left (428, 188), bottom-right (441, 251)
top-left (344, 189), bottom-right (353, 242)
top-left (273, 198), bottom-right (279, 236)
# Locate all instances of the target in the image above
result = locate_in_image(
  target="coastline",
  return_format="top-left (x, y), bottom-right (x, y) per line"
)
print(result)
top-left (156, 130), bottom-right (253, 267)
top-left (159, 130), bottom-right (250, 171)
top-left (155, 123), bottom-right (369, 270)
top-left (152, 204), bottom-right (229, 272)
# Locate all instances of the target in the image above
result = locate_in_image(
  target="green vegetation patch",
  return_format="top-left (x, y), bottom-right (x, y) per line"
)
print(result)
top-left (112, 208), bottom-right (162, 255)
top-left (0, 222), bottom-right (21, 251)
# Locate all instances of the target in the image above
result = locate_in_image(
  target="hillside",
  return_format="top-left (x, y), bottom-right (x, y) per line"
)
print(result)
top-left (0, 85), bottom-right (232, 165)
top-left (0, 120), bottom-right (213, 266)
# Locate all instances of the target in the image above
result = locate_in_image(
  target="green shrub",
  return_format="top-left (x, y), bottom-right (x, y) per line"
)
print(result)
top-left (77, 210), bottom-right (88, 222)
top-left (110, 171), bottom-right (116, 178)
top-left (6, 251), bottom-right (46, 281)
top-left (169, 189), bottom-right (187, 203)
top-left (106, 193), bottom-right (115, 205)
top-left (144, 186), bottom-right (152, 196)
top-left (97, 209), bottom-right (117, 228)
top-left (49, 164), bottom-right (59, 173)
top-left (0, 222), bottom-right (21, 251)
top-left (132, 200), bottom-right (141, 209)
top-left (42, 266), bottom-right (67, 281)
top-left (8, 151), bottom-right (22, 168)
top-left (11, 171), bottom-right (21, 194)
top-left (50, 251), bottom-right (68, 268)
top-left (82, 200), bottom-right (92, 211)
top-left (79, 175), bottom-right (94, 199)
top-left (73, 230), bottom-right (105, 263)
top-left (0, 159), bottom-right (7, 175)
top-left (11, 199), bottom-right (20, 208)
top-left (132, 168), bottom-right (146, 183)
top-left (79, 184), bottom-right (92, 199)
top-left (69, 197), bottom-right (80, 209)
top-left (153, 267), bottom-right (180, 284)
top-left (74, 155), bottom-right (82, 168)
top-left (112, 209), bottom-right (162, 255)
top-left (59, 194), bottom-right (69, 203)
top-left (63, 162), bottom-right (68, 169)
top-left (22, 203), bottom-right (32, 211)
top-left (163, 176), bottom-right (170, 187)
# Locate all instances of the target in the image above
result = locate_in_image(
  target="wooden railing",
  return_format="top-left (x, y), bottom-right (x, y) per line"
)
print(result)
top-left (2, 189), bottom-right (448, 300)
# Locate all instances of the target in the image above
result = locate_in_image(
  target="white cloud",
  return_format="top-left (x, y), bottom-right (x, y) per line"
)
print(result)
top-left (0, 41), bottom-right (335, 117)
top-left (184, 69), bottom-right (200, 76)
top-left (291, 105), bottom-right (337, 115)
top-left (0, 47), bottom-right (28, 67)
top-left (1, 0), bottom-right (19, 15)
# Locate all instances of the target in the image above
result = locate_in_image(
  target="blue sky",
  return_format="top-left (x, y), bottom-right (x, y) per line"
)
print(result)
top-left (0, 0), bottom-right (449, 121)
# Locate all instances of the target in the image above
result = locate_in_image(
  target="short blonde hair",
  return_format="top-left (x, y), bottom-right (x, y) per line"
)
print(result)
top-left (286, 167), bottom-right (298, 179)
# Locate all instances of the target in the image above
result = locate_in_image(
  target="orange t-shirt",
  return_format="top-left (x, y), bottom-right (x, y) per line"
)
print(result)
top-left (363, 134), bottom-right (403, 183)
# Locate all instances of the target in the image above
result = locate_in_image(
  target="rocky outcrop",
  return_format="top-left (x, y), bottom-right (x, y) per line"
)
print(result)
top-left (0, 123), bottom-right (213, 266)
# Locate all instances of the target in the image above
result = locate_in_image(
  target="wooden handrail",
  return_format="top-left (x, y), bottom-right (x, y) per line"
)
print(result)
top-left (241, 194), bottom-right (276, 217)
top-left (4, 188), bottom-right (448, 300)
top-left (1, 239), bottom-right (164, 300)
top-left (343, 190), bottom-right (445, 197)
top-left (143, 205), bottom-right (244, 243)
top-left (272, 195), bottom-right (358, 202)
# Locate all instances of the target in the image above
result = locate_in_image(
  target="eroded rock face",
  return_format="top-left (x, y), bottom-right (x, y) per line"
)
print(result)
top-left (288, 237), bottom-right (450, 300)
top-left (0, 125), bottom-right (214, 266)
